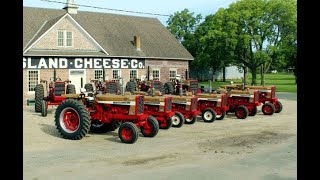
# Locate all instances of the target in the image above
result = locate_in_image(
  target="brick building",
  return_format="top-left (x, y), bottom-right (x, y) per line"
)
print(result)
top-left (23, 2), bottom-right (194, 105)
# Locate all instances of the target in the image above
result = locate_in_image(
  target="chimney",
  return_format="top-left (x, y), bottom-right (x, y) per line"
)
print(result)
top-left (134, 36), bottom-right (141, 51)
top-left (63, 0), bottom-right (78, 14)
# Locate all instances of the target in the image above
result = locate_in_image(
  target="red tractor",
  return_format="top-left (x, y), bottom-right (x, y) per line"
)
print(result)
top-left (34, 70), bottom-right (76, 117)
top-left (55, 93), bottom-right (159, 144)
top-left (166, 93), bottom-right (201, 125)
top-left (164, 79), bottom-right (201, 95)
top-left (219, 89), bottom-right (275, 119)
top-left (223, 84), bottom-right (283, 113)
top-left (196, 93), bottom-right (229, 121)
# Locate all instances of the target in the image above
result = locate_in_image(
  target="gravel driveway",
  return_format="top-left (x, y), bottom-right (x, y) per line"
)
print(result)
top-left (23, 93), bottom-right (297, 180)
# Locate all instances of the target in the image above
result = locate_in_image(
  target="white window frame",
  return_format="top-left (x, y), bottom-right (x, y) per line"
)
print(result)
top-left (94, 69), bottom-right (103, 80)
top-left (28, 70), bottom-right (40, 93)
top-left (152, 68), bottom-right (160, 80)
top-left (129, 69), bottom-right (138, 80)
top-left (57, 30), bottom-right (73, 47)
top-left (112, 69), bottom-right (121, 83)
top-left (169, 68), bottom-right (177, 80)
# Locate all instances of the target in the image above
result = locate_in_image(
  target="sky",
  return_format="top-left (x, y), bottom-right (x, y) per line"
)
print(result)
top-left (23, 0), bottom-right (239, 26)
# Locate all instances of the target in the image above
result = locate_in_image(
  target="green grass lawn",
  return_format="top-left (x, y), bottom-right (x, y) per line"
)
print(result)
top-left (198, 72), bottom-right (297, 93)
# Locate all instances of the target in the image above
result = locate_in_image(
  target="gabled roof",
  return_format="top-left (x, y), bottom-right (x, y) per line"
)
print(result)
top-left (23, 6), bottom-right (194, 60)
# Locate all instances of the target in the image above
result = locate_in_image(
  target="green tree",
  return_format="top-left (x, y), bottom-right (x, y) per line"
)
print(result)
top-left (226, 0), bottom-right (297, 85)
top-left (166, 8), bottom-right (202, 44)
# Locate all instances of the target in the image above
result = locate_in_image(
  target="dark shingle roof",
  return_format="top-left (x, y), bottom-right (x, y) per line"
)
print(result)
top-left (23, 7), bottom-right (194, 60)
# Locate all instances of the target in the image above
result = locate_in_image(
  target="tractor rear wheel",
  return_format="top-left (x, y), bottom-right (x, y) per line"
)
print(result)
top-left (216, 111), bottom-right (226, 120)
top-left (54, 99), bottom-right (90, 140)
top-left (141, 116), bottom-right (159, 137)
top-left (164, 82), bottom-right (174, 94)
top-left (185, 116), bottom-right (197, 124)
top-left (274, 101), bottom-right (283, 113)
top-left (90, 120), bottom-right (121, 133)
top-left (35, 84), bottom-right (44, 112)
top-left (248, 106), bottom-right (258, 116)
top-left (84, 83), bottom-right (93, 92)
top-left (41, 100), bottom-right (47, 117)
top-left (201, 108), bottom-right (216, 123)
top-left (159, 117), bottom-right (173, 129)
top-left (171, 112), bottom-right (185, 128)
top-left (118, 122), bottom-right (139, 144)
top-left (66, 84), bottom-right (76, 94)
top-left (126, 81), bottom-right (137, 93)
top-left (235, 105), bottom-right (249, 119)
top-left (262, 103), bottom-right (275, 115)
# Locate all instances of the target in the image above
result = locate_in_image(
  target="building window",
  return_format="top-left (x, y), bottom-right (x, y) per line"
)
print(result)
top-left (57, 30), bottom-right (73, 47)
top-left (66, 31), bottom-right (73, 47)
top-left (94, 69), bottom-right (103, 80)
top-left (28, 70), bottom-right (39, 91)
top-left (112, 70), bottom-right (121, 83)
top-left (130, 70), bottom-right (137, 79)
top-left (152, 69), bottom-right (160, 80)
top-left (169, 69), bottom-right (177, 80)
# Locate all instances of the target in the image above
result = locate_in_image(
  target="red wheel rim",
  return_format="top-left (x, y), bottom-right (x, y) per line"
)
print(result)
top-left (263, 105), bottom-right (272, 114)
top-left (274, 102), bottom-right (280, 112)
top-left (59, 107), bottom-right (80, 133)
top-left (121, 127), bottom-right (133, 141)
top-left (236, 108), bottom-right (245, 118)
top-left (143, 121), bottom-right (154, 135)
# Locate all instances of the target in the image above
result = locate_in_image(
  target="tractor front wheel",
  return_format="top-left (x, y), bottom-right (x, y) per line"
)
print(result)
top-left (54, 99), bottom-right (90, 140)
top-left (118, 122), bottom-right (139, 144)
top-left (41, 100), bottom-right (47, 117)
top-left (248, 106), bottom-right (258, 116)
top-left (141, 116), bottom-right (159, 137)
top-left (185, 116), bottom-right (197, 124)
top-left (274, 101), bottom-right (283, 113)
top-left (201, 108), bottom-right (216, 123)
top-left (35, 84), bottom-right (44, 112)
top-left (216, 111), bottom-right (226, 120)
top-left (235, 105), bottom-right (249, 119)
top-left (171, 112), bottom-right (185, 128)
top-left (262, 103), bottom-right (275, 115)
top-left (159, 117), bottom-right (173, 129)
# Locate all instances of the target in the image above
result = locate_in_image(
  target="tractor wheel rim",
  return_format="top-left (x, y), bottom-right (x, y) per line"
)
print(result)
top-left (172, 115), bottom-right (181, 125)
top-left (185, 118), bottom-right (192, 122)
top-left (121, 127), bottom-right (133, 141)
top-left (236, 109), bottom-right (245, 118)
top-left (204, 111), bottom-right (213, 121)
top-left (274, 102), bottom-right (280, 111)
top-left (264, 105), bottom-right (272, 114)
top-left (60, 107), bottom-right (80, 133)
top-left (216, 112), bottom-right (222, 118)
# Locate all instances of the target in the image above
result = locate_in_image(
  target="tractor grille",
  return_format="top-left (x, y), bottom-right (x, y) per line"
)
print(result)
top-left (190, 80), bottom-right (199, 92)
top-left (55, 83), bottom-right (65, 96)
top-left (136, 96), bottom-right (144, 114)
top-left (254, 91), bottom-right (259, 102)
top-left (191, 97), bottom-right (197, 110)
top-left (165, 97), bottom-right (172, 111)
top-left (271, 86), bottom-right (276, 98)
top-left (222, 95), bottom-right (227, 106)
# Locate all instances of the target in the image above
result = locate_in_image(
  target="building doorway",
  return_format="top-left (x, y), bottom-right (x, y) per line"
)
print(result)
top-left (69, 69), bottom-right (86, 93)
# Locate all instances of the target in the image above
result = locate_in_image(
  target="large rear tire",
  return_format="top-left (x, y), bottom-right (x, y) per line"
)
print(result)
top-left (84, 83), bottom-right (93, 92)
top-left (35, 84), bottom-right (44, 112)
top-left (201, 108), bottom-right (216, 123)
top-left (171, 112), bottom-right (185, 128)
top-left (66, 84), bottom-right (76, 94)
top-left (164, 82), bottom-right (174, 94)
top-left (118, 122), bottom-right (139, 144)
top-left (54, 99), bottom-right (90, 140)
top-left (141, 116), bottom-right (159, 137)
top-left (235, 105), bottom-right (249, 119)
